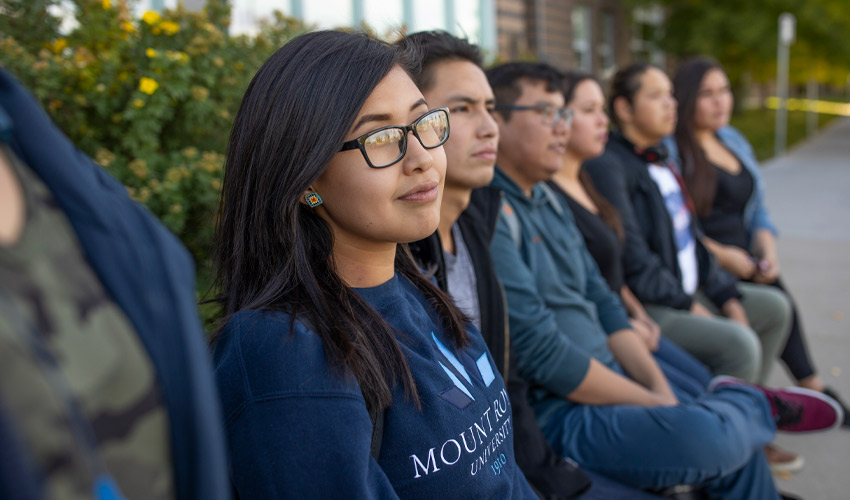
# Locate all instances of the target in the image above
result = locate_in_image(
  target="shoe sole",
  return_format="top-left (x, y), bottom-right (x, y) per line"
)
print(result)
top-left (769, 454), bottom-right (805, 474)
top-left (779, 386), bottom-right (845, 433)
top-left (706, 375), bottom-right (740, 393)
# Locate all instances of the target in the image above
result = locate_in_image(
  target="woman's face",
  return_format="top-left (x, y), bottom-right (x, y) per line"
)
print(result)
top-left (630, 67), bottom-right (677, 141)
top-left (566, 79), bottom-right (609, 161)
top-left (312, 66), bottom-right (447, 247)
top-left (694, 68), bottom-right (733, 132)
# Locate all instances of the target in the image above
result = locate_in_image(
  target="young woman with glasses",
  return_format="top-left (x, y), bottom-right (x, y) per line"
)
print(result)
top-left (210, 30), bottom-right (537, 499)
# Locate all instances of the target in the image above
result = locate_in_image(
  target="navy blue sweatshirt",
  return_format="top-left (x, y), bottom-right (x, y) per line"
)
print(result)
top-left (213, 273), bottom-right (537, 499)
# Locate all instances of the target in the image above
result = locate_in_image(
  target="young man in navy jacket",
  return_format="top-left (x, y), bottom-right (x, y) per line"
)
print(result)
top-left (0, 69), bottom-right (229, 500)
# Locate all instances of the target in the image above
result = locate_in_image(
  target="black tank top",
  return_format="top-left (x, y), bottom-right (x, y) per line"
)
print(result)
top-left (700, 162), bottom-right (754, 250)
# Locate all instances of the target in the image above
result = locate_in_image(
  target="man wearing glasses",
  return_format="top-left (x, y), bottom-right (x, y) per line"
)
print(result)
top-left (484, 61), bottom-right (840, 499)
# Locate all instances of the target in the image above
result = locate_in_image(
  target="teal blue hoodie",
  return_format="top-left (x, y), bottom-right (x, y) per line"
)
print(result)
top-left (489, 168), bottom-right (631, 428)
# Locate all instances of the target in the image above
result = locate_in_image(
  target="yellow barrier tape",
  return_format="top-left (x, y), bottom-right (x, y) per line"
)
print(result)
top-left (765, 96), bottom-right (850, 116)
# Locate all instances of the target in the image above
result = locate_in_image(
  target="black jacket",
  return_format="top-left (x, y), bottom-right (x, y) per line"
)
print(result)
top-left (410, 186), bottom-right (591, 500)
top-left (584, 131), bottom-right (740, 310)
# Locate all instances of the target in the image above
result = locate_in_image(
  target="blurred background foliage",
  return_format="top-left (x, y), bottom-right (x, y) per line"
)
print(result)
top-left (0, 0), bottom-right (308, 322)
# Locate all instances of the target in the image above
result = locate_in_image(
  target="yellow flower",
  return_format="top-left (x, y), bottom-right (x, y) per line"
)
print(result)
top-left (213, 57), bottom-right (224, 68)
top-left (49, 38), bottom-right (68, 54)
top-left (145, 48), bottom-right (158, 58)
top-left (129, 159), bottom-right (148, 178)
top-left (142, 11), bottom-right (161, 25)
top-left (95, 148), bottom-right (115, 167)
top-left (139, 77), bottom-right (159, 95)
top-left (102, 0), bottom-right (111, 9)
top-left (159, 21), bottom-right (179, 35)
top-left (133, 98), bottom-right (145, 108)
top-left (166, 168), bottom-right (182, 183)
top-left (152, 26), bottom-right (162, 35)
top-left (121, 21), bottom-right (136, 33)
top-left (190, 85), bottom-right (209, 101)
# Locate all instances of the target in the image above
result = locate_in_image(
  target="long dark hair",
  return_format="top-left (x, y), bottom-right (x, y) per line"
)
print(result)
top-left (563, 70), bottom-right (624, 242)
top-left (212, 30), bottom-right (469, 413)
top-left (673, 56), bottom-right (724, 217)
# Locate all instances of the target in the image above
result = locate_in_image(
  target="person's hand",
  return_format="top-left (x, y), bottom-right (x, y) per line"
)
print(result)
top-left (724, 245), bottom-right (758, 279)
top-left (630, 317), bottom-right (661, 352)
top-left (753, 253), bottom-right (780, 284)
top-left (721, 298), bottom-right (749, 327)
top-left (689, 301), bottom-right (714, 318)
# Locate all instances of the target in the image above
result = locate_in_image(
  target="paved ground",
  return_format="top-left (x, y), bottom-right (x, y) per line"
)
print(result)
top-left (761, 117), bottom-right (850, 499)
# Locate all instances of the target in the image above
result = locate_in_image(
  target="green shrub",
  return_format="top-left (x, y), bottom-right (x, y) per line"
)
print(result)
top-left (0, 0), bottom-right (308, 323)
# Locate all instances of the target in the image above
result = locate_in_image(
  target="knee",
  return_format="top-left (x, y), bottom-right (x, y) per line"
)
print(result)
top-left (759, 287), bottom-right (792, 334)
top-left (668, 411), bottom-right (753, 474)
top-left (717, 324), bottom-right (762, 382)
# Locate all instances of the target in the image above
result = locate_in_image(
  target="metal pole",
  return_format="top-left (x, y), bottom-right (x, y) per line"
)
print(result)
top-left (775, 13), bottom-right (795, 157)
top-left (806, 78), bottom-right (818, 137)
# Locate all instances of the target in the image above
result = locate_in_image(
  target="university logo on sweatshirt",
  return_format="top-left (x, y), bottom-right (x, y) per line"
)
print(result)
top-left (431, 332), bottom-right (496, 409)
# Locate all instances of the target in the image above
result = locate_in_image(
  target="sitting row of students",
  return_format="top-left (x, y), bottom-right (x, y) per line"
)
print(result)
top-left (0, 28), bottom-right (845, 500)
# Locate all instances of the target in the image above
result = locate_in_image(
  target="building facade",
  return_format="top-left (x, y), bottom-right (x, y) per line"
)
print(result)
top-left (133, 0), bottom-right (665, 77)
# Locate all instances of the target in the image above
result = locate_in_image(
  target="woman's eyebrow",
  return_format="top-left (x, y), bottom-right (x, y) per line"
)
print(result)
top-left (351, 98), bottom-right (429, 133)
top-left (352, 113), bottom-right (392, 132)
top-left (410, 98), bottom-right (428, 111)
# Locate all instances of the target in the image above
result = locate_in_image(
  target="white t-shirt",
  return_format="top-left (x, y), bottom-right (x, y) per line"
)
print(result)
top-left (647, 164), bottom-right (699, 295)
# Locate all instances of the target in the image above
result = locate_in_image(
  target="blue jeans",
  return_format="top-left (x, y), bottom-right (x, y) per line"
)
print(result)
top-left (544, 353), bottom-right (780, 499)
top-left (653, 337), bottom-right (712, 394)
top-left (578, 470), bottom-right (664, 499)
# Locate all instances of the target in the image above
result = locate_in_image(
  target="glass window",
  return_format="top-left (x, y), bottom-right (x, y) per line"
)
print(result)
top-left (230, 0), bottom-right (294, 35)
top-left (303, 0), bottom-right (353, 29)
top-left (572, 5), bottom-right (592, 72)
top-left (454, 0), bottom-right (481, 43)
top-left (599, 11), bottom-right (615, 74)
top-left (413, 0), bottom-right (445, 31)
top-left (364, 0), bottom-right (404, 36)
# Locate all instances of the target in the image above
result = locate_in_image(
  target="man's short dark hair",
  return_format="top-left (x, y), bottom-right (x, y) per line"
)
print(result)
top-left (396, 31), bottom-right (483, 92)
top-left (486, 62), bottom-right (564, 120)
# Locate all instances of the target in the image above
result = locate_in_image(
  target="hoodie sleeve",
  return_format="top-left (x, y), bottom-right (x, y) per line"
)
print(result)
top-left (489, 214), bottom-right (592, 398)
top-left (213, 311), bottom-right (401, 500)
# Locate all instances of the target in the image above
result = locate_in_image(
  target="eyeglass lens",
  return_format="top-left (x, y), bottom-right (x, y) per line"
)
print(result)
top-left (362, 109), bottom-right (449, 167)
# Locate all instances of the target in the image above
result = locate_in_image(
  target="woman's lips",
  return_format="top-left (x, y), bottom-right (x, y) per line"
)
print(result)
top-left (398, 180), bottom-right (439, 202)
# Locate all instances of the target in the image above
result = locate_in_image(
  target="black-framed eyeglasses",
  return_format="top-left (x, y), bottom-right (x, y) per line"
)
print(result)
top-left (493, 105), bottom-right (573, 127)
top-left (339, 107), bottom-right (450, 168)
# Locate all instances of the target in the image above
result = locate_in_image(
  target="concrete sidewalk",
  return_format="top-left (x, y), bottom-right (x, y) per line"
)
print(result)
top-left (761, 117), bottom-right (850, 499)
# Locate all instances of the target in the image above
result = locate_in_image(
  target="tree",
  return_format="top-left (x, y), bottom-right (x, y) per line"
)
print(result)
top-left (631, 0), bottom-right (850, 87)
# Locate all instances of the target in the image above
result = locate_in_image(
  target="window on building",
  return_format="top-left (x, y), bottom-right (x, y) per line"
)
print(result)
top-left (303, 0), bottom-right (353, 28)
top-left (230, 0), bottom-right (293, 35)
top-left (598, 11), bottom-right (616, 76)
top-left (631, 5), bottom-right (665, 67)
top-left (571, 5), bottom-right (592, 72)
top-left (413, 0), bottom-right (445, 31)
top-left (364, 0), bottom-right (404, 35)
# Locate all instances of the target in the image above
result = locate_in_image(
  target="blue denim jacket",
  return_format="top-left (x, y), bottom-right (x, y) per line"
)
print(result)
top-left (664, 126), bottom-right (778, 248)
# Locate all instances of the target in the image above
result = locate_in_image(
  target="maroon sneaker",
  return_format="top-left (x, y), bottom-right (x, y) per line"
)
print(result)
top-left (708, 376), bottom-right (844, 433)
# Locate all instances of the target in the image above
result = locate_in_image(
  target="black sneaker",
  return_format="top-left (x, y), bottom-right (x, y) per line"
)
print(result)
top-left (823, 387), bottom-right (850, 429)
